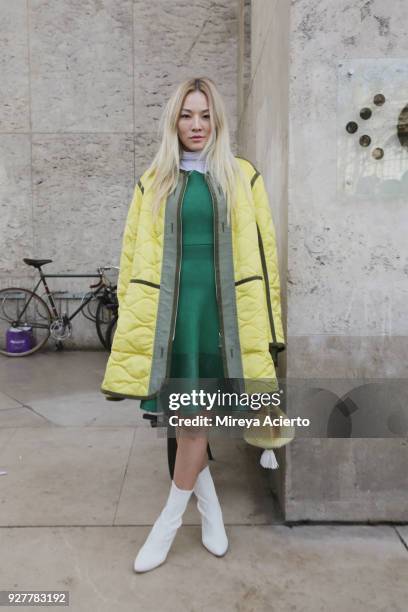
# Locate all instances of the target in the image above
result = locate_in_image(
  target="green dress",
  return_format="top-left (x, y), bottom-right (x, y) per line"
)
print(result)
top-left (139, 170), bottom-right (224, 414)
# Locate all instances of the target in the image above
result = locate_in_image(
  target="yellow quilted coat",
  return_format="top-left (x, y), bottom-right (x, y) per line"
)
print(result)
top-left (101, 156), bottom-right (286, 403)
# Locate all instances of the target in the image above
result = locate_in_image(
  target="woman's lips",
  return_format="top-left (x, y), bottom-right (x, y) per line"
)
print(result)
top-left (191, 136), bottom-right (203, 140)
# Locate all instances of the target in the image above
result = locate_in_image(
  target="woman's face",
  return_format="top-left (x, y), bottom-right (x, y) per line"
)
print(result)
top-left (177, 90), bottom-right (212, 152)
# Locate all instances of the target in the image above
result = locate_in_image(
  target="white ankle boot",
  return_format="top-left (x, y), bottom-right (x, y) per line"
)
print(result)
top-left (134, 480), bottom-right (193, 573)
top-left (194, 465), bottom-right (229, 557)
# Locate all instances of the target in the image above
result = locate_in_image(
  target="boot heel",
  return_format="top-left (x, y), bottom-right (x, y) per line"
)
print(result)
top-left (194, 466), bottom-right (229, 557)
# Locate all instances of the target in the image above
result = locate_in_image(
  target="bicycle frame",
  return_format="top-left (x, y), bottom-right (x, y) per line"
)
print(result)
top-left (17, 268), bottom-right (105, 324)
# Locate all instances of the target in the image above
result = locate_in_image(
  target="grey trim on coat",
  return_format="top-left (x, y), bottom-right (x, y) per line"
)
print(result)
top-left (205, 172), bottom-right (244, 380)
top-left (148, 177), bottom-right (184, 395)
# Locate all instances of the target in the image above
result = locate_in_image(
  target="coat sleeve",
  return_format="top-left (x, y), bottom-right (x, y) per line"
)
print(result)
top-left (116, 180), bottom-right (143, 315)
top-left (251, 170), bottom-right (286, 367)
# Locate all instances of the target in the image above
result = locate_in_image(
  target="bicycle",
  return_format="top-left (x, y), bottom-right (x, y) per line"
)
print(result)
top-left (0, 258), bottom-right (118, 356)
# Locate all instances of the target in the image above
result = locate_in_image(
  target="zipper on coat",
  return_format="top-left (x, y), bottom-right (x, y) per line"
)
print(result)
top-left (256, 224), bottom-right (277, 345)
top-left (165, 172), bottom-right (188, 386)
top-left (172, 174), bottom-right (187, 340)
top-left (205, 173), bottom-right (229, 378)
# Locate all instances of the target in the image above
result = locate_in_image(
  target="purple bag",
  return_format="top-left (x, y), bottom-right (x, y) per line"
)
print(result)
top-left (6, 326), bottom-right (34, 353)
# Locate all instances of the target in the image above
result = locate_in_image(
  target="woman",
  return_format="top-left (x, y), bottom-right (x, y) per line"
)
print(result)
top-left (100, 77), bottom-right (287, 572)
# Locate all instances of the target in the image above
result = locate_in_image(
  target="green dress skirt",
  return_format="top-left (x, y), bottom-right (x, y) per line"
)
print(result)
top-left (139, 170), bottom-right (224, 415)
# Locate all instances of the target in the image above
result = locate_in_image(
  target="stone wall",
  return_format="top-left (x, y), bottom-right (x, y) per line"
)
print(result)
top-left (238, 0), bottom-right (408, 521)
top-left (0, 0), bottom-right (239, 348)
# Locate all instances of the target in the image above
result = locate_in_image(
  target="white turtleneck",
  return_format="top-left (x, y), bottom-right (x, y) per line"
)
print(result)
top-left (180, 147), bottom-right (208, 174)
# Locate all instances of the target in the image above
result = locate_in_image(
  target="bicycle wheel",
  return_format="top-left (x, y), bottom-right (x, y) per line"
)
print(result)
top-left (105, 314), bottom-right (118, 351)
top-left (0, 288), bottom-right (52, 356)
top-left (95, 293), bottom-right (117, 349)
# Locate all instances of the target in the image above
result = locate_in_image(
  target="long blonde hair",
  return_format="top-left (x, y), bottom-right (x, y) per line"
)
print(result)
top-left (145, 76), bottom-right (252, 226)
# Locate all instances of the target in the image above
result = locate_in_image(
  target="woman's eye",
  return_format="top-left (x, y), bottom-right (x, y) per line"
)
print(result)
top-left (180, 114), bottom-right (210, 119)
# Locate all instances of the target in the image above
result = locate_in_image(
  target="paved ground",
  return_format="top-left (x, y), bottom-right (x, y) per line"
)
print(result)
top-left (0, 351), bottom-right (407, 611)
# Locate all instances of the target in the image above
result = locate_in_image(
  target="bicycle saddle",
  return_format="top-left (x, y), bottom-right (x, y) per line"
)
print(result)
top-left (23, 258), bottom-right (53, 268)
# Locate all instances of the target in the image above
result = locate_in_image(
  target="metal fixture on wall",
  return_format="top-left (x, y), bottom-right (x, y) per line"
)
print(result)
top-left (337, 59), bottom-right (408, 200)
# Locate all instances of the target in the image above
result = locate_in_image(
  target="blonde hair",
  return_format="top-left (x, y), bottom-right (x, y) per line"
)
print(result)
top-left (144, 76), bottom-right (252, 226)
